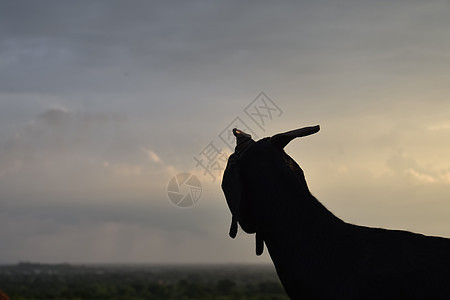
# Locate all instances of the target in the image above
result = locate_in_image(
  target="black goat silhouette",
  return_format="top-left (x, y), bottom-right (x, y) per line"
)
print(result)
top-left (222, 126), bottom-right (450, 299)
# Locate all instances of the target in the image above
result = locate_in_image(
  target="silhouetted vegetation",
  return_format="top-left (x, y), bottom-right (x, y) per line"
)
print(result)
top-left (0, 263), bottom-right (288, 300)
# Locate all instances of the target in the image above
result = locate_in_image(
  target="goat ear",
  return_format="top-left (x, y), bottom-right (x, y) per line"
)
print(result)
top-left (269, 125), bottom-right (320, 149)
top-left (221, 154), bottom-right (242, 239)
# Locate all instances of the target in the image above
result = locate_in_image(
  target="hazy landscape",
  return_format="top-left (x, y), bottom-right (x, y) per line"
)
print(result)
top-left (0, 263), bottom-right (288, 300)
top-left (2, 1), bottom-right (450, 299)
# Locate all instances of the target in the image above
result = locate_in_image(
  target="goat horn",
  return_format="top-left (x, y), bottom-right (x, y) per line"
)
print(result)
top-left (233, 128), bottom-right (255, 156)
top-left (269, 125), bottom-right (320, 149)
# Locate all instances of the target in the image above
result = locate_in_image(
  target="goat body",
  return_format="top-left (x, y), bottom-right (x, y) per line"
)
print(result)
top-left (222, 126), bottom-right (450, 299)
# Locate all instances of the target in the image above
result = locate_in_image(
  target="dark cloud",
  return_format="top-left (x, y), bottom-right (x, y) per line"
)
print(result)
top-left (0, 109), bottom-right (123, 163)
top-left (3, 0), bottom-right (447, 94)
top-left (0, 198), bottom-right (218, 235)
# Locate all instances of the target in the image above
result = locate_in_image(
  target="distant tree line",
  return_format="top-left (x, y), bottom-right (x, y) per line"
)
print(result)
top-left (0, 263), bottom-right (289, 300)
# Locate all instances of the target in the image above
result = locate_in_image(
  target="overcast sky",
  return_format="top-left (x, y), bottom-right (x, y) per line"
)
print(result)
top-left (1, 0), bottom-right (450, 264)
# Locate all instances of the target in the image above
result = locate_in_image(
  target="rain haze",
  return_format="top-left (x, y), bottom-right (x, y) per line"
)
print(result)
top-left (1, 0), bottom-right (450, 264)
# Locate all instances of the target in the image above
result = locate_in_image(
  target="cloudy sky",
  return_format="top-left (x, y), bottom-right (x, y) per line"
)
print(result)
top-left (1, 0), bottom-right (450, 264)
